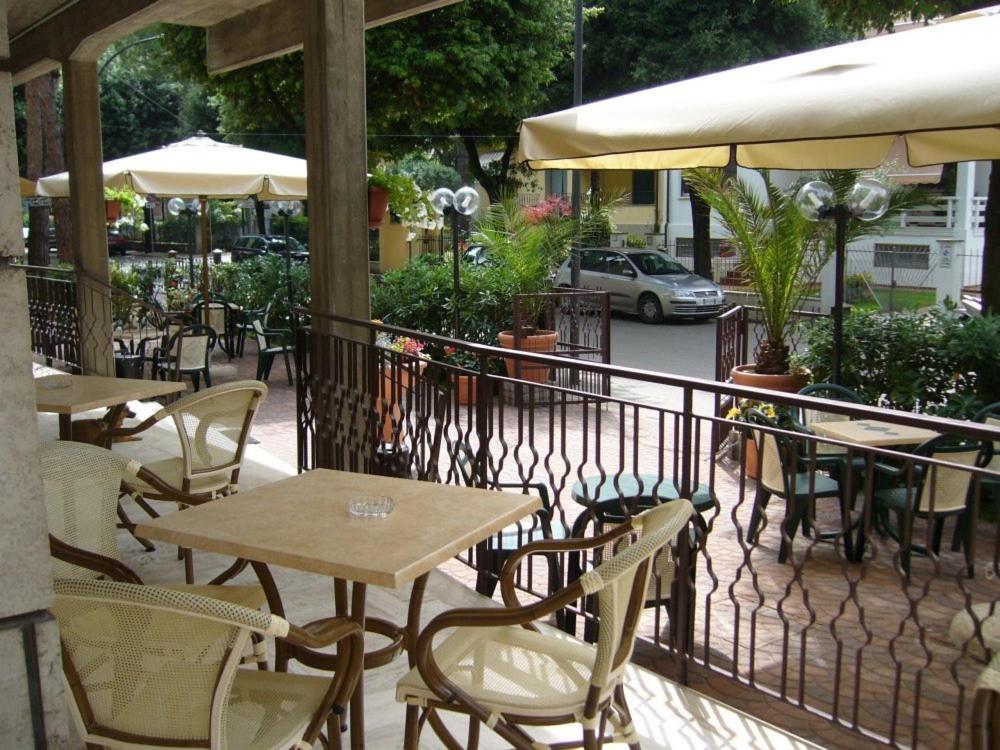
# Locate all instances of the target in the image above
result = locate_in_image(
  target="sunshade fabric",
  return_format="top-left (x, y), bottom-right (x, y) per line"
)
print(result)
top-left (19, 177), bottom-right (34, 198)
top-left (37, 136), bottom-right (307, 199)
top-left (518, 8), bottom-right (1000, 171)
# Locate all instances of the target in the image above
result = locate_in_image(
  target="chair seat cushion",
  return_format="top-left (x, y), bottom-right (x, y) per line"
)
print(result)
top-left (159, 583), bottom-right (268, 611)
top-left (225, 669), bottom-right (331, 750)
top-left (949, 601), bottom-right (1000, 662)
top-left (396, 623), bottom-right (598, 718)
top-left (874, 487), bottom-right (914, 513)
top-left (126, 456), bottom-right (233, 498)
top-left (787, 472), bottom-right (840, 499)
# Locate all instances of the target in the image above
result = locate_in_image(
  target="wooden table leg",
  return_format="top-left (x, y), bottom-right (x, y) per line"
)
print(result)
top-left (58, 414), bottom-right (72, 440)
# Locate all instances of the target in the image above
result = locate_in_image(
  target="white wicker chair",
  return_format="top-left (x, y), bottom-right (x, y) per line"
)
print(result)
top-left (973, 652), bottom-right (1000, 750)
top-left (40, 440), bottom-right (267, 612)
top-left (396, 499), bottom-right (694, 750)
top-left (106, 380), bottom-right (268, 583)
top-left (52, 579), bottom-right (363, 750)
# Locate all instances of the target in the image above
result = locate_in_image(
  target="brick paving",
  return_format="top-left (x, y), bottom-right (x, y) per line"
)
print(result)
top-left (205, 343), bottom-right (996, 749)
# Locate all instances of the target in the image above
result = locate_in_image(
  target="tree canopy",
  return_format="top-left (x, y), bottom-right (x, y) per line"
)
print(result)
top-left (822, 0), bottom-right (992, 34)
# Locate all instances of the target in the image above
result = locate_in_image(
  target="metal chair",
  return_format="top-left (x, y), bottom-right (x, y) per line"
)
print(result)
top-left (396, 500), bottom-right (694, 750)
top-left (253, 318), bottom-right (294, 385)
top-left (237, 301), bottom-right (273, 357)
top-left (192, 296), bottom-right (237, 359)
top-left (791, 383), bottom-right (869, 483)
top-left (152, 323), bottom-right (217, 391)
top-left (105, 381), bottom-right (268, 583)
top-left (747, 410), bottom-right (853, 563)
top-left (872, 434), bottom-right (991, 576)
top-left (52, 578), bottom-right (363, 750)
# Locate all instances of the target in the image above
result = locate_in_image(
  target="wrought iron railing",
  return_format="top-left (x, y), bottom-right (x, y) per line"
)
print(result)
top-left (22, 265), bottom-right (82, 372)
top-left (296, 309), bottom-right (1000, 748)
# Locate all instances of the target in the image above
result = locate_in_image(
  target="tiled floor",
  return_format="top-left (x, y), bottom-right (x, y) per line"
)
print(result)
top-left (68, 341), bottom-right (997, 749)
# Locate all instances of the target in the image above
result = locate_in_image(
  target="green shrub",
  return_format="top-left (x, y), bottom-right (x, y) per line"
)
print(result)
top-left (793, 308), bottom-right (1000, 417)
top-left (625, 233), bottom-right (646, 248)
top-left (209, 255), bottom-right (310, 324)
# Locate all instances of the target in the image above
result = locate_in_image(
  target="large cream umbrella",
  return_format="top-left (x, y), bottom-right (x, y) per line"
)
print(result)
top-left (518, 8), bottom-right (1000, 171)
top-left (38, 135), bottom-right (308, 312)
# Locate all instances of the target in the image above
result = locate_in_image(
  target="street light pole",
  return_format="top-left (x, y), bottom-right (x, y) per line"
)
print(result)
top-left (431, 186), bottom-right (481, 339)
top-left (274, 201), bottom-right (304, 328)
top-left (570, 0), bottom-right (583, 290)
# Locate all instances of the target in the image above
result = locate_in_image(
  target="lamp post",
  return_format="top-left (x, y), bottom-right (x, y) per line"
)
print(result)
top-left (430, 186), bottom-right (481, 338)
top-left (273, 200), bottom-right (303, 328)
top-left (795, 177), bottom-right (890, 384)
top-left (166, 197), bottom-right (200, 288)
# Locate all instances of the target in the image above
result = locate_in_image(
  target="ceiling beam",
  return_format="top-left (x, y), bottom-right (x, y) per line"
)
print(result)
top-left (205, 0), bottom-right (459, 74)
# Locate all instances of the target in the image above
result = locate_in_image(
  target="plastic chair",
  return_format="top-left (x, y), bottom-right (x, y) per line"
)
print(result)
top-left (791, 383), bottom-right (869, 481)
top-left (747, 410), bottom-right (853, 563)
top-left (105, 381), bottom-right (268, 583)
top-left (253, 318), bottom-right (294, 385)
top-left (872, 434), bottom-right (991, 576)
top-left (453, 441), bottom-right (566, 598)
top-left (237, 301), bottom-right (273, 357)
top-left (396, 500), bottom-right (694, 750)
top-left (192, 296), bottom-right (237, 359)
top-left (152, 324), bottom-right (217, 391)
top-left (973, 652), bottom-right (1000, 750)
top-left (52, 579), bottom-right (363, 750)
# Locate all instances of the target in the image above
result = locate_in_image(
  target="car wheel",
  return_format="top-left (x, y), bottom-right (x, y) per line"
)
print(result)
top-left (638, 293), bottom-right (663, 324)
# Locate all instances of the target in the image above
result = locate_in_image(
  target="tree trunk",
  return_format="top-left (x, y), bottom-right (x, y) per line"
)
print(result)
top-left (981, 160), bottom-right (1000, 315)
top-left (25, 75), bottom-right (51, 266)
top-left (463, 136), bottom-right (518, 202)
top-left (254, 197), bottom-right (267, 233)
top-left (689, 185), bottom-right (712, 279)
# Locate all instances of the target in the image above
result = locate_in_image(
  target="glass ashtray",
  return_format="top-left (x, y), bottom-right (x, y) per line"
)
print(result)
top-left (348, 495), bottom-right (395, 519)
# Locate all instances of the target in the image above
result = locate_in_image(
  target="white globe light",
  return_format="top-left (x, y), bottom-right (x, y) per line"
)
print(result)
top-left (848, 178), bottom-right (890, 222)
top-left (430, 187), bottom-right (455, 215)
top-left (187, 199), bottom-right (201, 214)
top-left (274, 200), bottom-right (288, 214)
top-left (166, 197), bottom-right (186, 216)
top-left (794, 181), bottom-right (836, 222)
top-left (288, 200), bottom-right (304, 216)
top-left (453, 186), bottom-right (481, 216)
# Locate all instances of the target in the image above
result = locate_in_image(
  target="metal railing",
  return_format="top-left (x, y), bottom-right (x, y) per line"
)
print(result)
top-left (22, 265), bottom-right (82, 372)
top-left (296, 310), bottom-right (1000, 748)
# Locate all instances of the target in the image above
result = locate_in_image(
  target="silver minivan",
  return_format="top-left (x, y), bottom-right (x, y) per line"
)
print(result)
top-left (555, 248), bottom-right (726, 323)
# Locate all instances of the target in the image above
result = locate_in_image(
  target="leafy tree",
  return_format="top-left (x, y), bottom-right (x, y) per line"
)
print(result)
top-left (156, 0), bottom-right (573, 198)
top-left (821, 0), bottom-right (1000, 315)
top-left (579, 1), bottom-right (840, 278)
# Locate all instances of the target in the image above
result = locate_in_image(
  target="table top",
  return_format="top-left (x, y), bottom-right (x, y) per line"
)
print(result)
top-left (809, 419), bottom-right (938, 448)
top-left (35, 374), bottom-right (185, 414)
top-left (136, 469), bottom-right (541, 588)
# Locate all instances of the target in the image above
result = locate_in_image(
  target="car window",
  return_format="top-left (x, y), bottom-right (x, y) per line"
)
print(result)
top-left (629, 252), bottom-right (687, 275)
top-left (605, 254), bottom-right (635, 277)
top-left (249, 237), bottom-right (264, 250)
top-left (285, 237), bottom-right (306, 253)
top-left (580, 250), bottom-right (604, 272)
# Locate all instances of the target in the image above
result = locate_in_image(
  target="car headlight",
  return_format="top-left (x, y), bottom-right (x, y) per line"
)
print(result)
top-left (671, 292), bottom-right (695, 300)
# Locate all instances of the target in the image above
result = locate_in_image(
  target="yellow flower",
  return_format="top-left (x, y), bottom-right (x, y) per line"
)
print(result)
top-left (726, 407), bottom-right (741, 420)
top-left (371, 318), bottom-right (384, 326)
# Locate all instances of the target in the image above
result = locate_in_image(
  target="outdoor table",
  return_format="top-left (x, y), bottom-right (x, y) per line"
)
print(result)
top-left (809, 419), bottom-right (938, 448)
top-left (569, 472), bottom-right (715, 535)
top-left (35, 373), bottom-right (185, 441)
top-left (134, 468), bottom-right (540, 750)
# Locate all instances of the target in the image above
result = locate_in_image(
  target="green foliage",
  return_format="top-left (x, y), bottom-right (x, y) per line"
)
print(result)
top-left (396, 152), bottom-right (461, 192)
top-left (368, 166), bottom-right (433, 227)
top-left (104, 185), bottom-right (148, 236)
top-left (625, 233), bottom-right (646, 248)
top-left (822, 0), bottom-right (985, 34)
top-left (793, 309), bottom-right (1000, 417)
top-left (210, 255), bottom-right (311, 325)
top-left (578, 190), bottom-right (625, 248)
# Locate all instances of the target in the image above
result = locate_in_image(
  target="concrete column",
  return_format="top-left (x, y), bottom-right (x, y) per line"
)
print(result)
top-left (935, 238), bottom-right (966, 306)
top-left (63, 58), bottom-right (113, 376)
top-left (303, 0), bottom-right (370, 337)
top-left (0, 2), bottom-right (72, 746)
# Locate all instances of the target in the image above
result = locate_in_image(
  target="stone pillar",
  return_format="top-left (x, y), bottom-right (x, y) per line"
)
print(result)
top-left (63, 58), bottom-right (113, 376)
top-left (935, 238), bottom-right (966, 307)
top-left (0, 2), bottom-right (73, 746)
top-left (303, 0), bottom-right (370, 338)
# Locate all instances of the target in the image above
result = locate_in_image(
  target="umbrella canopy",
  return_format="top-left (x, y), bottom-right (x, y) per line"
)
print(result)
top-left (518, 7), bottom-right (1000, 171)
top-left (19, 177), bottom-right (35, 198)
top-left (37, 135), bottom-right (307, 199)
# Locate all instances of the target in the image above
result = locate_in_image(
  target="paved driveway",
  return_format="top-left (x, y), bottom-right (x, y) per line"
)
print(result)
top-left (609, 313), bottom-right (718, 380)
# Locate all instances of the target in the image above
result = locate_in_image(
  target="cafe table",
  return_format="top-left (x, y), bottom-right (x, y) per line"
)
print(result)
top-left (135, 468), bottom-right (541, 750)
top-left (809, 418), bottom-right (938, 448)
top-left (35, 373), bottom-right (185, 440)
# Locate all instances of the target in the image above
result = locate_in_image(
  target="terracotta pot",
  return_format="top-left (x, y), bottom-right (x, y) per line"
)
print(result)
top-left (378, 360), bottom-right (426, 443)
top-left (498, 330), bottom-right (558, 383)
top-left (743, 433), bottom-right (760, 480)
top-left (105, 200), bottom-right (122, 222)
top-left (731, 364), bottom-right (808, 394)
top-left (456, 374), bottom-right (477, 405)
top-left (368, 185), bottom-right (390, 228)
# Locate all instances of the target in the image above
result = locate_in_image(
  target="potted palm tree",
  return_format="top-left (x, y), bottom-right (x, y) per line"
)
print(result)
top-left (472, 196), bottom-right (573, 382)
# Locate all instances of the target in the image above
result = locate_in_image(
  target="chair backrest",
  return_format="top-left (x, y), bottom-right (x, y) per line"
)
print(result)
top-left (974, 402), bottom-right (1000, 471)
top-left (578, 500), bottom-right (694, 702)
top-left (973, 652), bottom-right (1000, 750)
top-left (166, 324), bottom-right (216, 371)
top-left (748, 411), bottom-right (796, 496)
top-left (252, 318), bottom-right (271, 348)
top-left (794, 383), bottom-right (864, 431)
top-left (909, 435), bottom-right (989, 515)
top-left (40, 442), bottom-right (139, 579)
top-left (51, 579), bottom-right (287, 748)
top-left (159, 380), bottom-right (268, 488)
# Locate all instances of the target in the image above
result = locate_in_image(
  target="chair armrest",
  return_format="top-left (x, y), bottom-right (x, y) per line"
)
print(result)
top-left (491, 481), bottom-right (552, 516)
top-left (122, 467), bottom-right (217, 507)
top-left (95, 412), bottom-right (164, 443)
top-left (49, 535), bottom-right (143, 584)
top-left (283, 618), bottom-right (364, 649)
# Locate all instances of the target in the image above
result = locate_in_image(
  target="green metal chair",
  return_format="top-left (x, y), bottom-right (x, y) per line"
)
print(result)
top-left (253, 318), bottom-right (294, 385)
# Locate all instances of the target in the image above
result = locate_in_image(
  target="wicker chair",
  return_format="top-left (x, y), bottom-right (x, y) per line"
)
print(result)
top-left (973, 652), bottom-right (1000, 750)
top-left (396, 499), bottom-right (694, 750)
top-left (52, 578), bottom-right (363, 750)
top-left (152, 323), bottom-right (218, 391)
top-left (105, 381), bottom-right (268, 583)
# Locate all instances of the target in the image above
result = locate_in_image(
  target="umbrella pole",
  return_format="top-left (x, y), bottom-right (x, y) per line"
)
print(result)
top-left (832, 207), bottom-right (848, 385)
top-left (200, 195), bottom-right (210, 325)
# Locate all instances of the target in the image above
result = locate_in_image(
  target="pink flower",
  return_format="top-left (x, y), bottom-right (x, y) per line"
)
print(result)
top-left (523, 196), bottom-right (572, 224)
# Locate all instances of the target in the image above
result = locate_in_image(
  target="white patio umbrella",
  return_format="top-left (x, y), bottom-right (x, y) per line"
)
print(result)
top-left (37, 135), bottom-right (308, 312)
top-left (518, 8), bottom-right (1000, 171)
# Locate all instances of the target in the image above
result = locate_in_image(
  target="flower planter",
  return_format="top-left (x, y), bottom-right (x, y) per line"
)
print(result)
top-left (368, 185), bottom-right (390, 228)
top-left (730, 365), bottom-right (807, 479)
top-left (498, 330), bottom-right (558, 384)
top-left (378, 360), bottom-right (425, 443)
top-left (105, 200), bottom-right (122, 222)
top-left (455, 374), bottom-right (477, 405)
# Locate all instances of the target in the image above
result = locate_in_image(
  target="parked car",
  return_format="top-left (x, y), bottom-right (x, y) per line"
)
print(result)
top-left (107, 229), bottom-right (128, 256)
top-left (554, 248), bottom-right (726, 323)
top-left (464, 244), bottom-right (489, 266)
top-left (231, 234), bottom-right (309, 262)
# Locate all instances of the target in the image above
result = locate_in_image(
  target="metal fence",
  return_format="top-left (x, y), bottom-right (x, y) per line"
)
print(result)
top-left (22, 265), bottom-right (81, 372)
top-left (296, 310), bottom-right (1000, 749)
